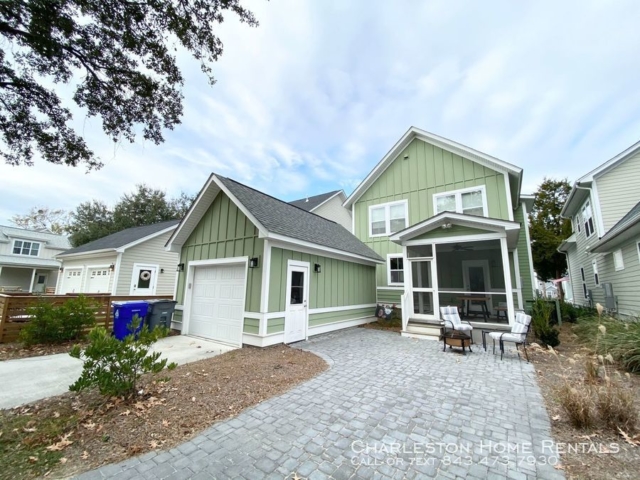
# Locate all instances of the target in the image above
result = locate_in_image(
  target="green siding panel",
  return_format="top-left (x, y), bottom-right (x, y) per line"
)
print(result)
top-left (244, 317), bottom-right (259, 334)
top-left (267, 317), bottom-right (285, 334)
top-left (268, 248), bottom-right (376, 313)
top-left (514, 205), bottom-right (534, 304)
top-left (176, 192), bottom-right (264, 313)
top-left (308, 307), bottom-right (374, 327)
top-left (377, 289), bottom-right (402, 304)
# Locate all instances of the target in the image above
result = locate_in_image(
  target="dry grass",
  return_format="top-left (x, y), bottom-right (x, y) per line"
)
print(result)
top-left (0, 345), bottom-right (327, 479)
top-left (557, 383), bottom-right (595, 429)
top-left (595, 385), bottom-right (637, 433)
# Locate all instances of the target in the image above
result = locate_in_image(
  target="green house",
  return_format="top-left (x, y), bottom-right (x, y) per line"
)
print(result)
top-left (167, 126), bottom-right (536, 346)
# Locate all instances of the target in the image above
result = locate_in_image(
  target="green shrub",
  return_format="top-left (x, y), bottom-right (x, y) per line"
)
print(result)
top-left (539, 328), bottom-right (560, 348)
top-left (20, 296), bottom-right (97, 346)
top-left (560, 301), bottom-right (578, 323)
top-left (69, 317), bottom-right (176, 398)
top-left (532, 298), bottom-right (561, 347)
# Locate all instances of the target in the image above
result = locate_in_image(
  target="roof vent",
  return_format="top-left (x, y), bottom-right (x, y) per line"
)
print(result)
top-left (305, 198), bottom-right (309, 202)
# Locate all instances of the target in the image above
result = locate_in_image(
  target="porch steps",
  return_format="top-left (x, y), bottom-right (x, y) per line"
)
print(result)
top-left (403, 319), bottom-right (443, 341)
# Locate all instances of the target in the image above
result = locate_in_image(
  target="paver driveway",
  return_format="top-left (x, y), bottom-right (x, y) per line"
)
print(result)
top-left (77, 328), bottom-right (564, 480)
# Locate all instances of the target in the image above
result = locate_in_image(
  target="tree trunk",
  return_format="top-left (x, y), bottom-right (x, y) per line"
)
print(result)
top-left (556, 269), bottom-right (565, 302)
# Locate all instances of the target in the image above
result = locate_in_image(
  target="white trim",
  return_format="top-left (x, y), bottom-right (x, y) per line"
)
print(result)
top-left (259, 239), bottom-right (272, 336)
top-left (308, 303), bottom-right (376, 315)
top-left (386, 253), bottom-right (404, 286)
top-left (215, 177), bottom-right (269, 238)
top-left (368, 199), bottom-right (409, 238)
top-left (521, 201), bottom-right (537, 298)
top-left (129, 263), bottom-right (160, 295)
top-left (82, 263), bottom-right (113, 293)
top-left (432, 243), bottom-right (440, 315)
top-left (307, 316), bottom-right (377, 336)
top-left (351, 203), bottom-right (355, 235)
top-left (242, 332), bottom-right (285, 348)
top-left (284, 259), bottom-right (310, 343)
top-left (11, 239), bottom-right (42, 258)
top-left (581, 199), bottom-right (596, 239)
top-left (343, 126), bottom-right (522, 209)
top-left (504, 173), bottom-right (514, 221)
top-left (182, 257), bottom-right (249, 348)
top-left (376, 286), bottom-right (404, 290)
top-left (309, 191), bottom-right (345, 212)
top-left (579, 139), bottom-right (640, 183)
top-left (590, 179), bottom-right (606, 237)
top-left (636, 241), bottom-right (640, 264)
top-left (432, 185), bottom-right (488, 217)
top-left (513, 248), bottom-right (523, 310)
top-left (500, 237), bottom-right (515, 325)
top-left (28, 267), bottom-right (37, 293)
top-left (111, 253), bottom-right (123, 295)
top-left (115, 225), bottom-right (177, 253)
top-left (267, 235), bottom-right (382, 265)
top-left (592, 259), bottom-right (600, 285)
top-left (613, 249), bottom-right (625, 271)
top-left (404, 232), bottom-right (505, 246)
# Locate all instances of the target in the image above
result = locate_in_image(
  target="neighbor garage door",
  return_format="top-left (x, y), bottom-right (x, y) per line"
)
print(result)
top-left (188, 263), bottom-right (246, 347)
top-left (85, 268), bottom-right (112, 293)
top-left (60, 268), bottom-right (83, 293)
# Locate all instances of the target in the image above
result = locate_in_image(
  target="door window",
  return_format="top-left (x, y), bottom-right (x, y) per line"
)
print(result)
top-left (137, 269), bottom-right (153, 289)
top-left (290, 271), bottom-right (304, 304)
top-left (468, 266), bottom-right (486, 291)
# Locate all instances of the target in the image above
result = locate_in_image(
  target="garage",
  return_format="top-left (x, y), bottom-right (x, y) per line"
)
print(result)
top-left (60, 268), bottom-right (83, 293)
top-left (85, 268), bottom-right (111, 293)
top-left (187, 263), bottom-right (246, 347)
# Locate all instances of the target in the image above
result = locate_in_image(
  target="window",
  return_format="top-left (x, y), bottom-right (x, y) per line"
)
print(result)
top-left (575, 214), bottom-right (582, 233)
top-left (12, 240), bottom-right (40, 256)
top-left (580, 267), bottom-right (585, 281)
top-left (433, 186), bottom-right (487, 217)
top-left (387, 255), bottom-right (404, 285)
top-left (581, 201), bottom-right (594, 237)
top-left (592, 260), bottom-right (599, 286)
top-left (583, 283), bottom-right (588, 298)
top-left (614, 249), bottom-right (624, 271)
top-left (637, 242), bottom-right (640, 264)
top-left (368, 200), bottom-right (408, 237)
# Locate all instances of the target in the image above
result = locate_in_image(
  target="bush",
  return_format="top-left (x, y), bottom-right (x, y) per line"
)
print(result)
top-left (560, 301), bottom-right (578, 323)
top-left (69, 317), bottom-right (176, 398)
top-left (539, 328), bottom-right (560, 348)
top-left (532, 298), bottom-right (561, 347)
top-left (557, 384), bottom-right (594, 429)
top-left (596, 385), bottom-right (637, 432)
top-left (20, 296), bottom-right (97, 346)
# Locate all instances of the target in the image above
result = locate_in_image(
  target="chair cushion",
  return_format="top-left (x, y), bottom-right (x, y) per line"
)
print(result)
top-left (453, 324), bottom-right (473, 332)
top-left (440, 306), bottom-right (462, 326)
top-left (488, 331), bottom-right (525, 343)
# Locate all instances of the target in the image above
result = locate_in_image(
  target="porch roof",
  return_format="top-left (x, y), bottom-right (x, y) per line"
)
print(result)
top-left (389, 212), bottom-right (521, 248)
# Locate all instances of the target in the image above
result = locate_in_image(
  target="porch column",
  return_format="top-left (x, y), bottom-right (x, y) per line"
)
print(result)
top-left (500, 237), bottom-right (515, 324)
top-left (29, 268), bottom-right (37, 293)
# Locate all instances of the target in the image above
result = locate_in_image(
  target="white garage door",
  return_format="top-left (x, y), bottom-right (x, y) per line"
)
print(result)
top-left (188, 263), bottom-right (245, 346)
top-left (85, 268), bottom-right (111, 293)
top-left (61, 268), bottom-right (83, 293)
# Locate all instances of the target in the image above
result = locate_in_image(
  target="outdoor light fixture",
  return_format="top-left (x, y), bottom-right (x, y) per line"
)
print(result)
top-left (109, 264), bottom-right (115, 271)
top-left (314, 263), bottom-right (322, 273)
top-left (160, 268), bottom-right (165, 274)
top-left (441, 222), bottom-right (452, 229)
top-left (249, 257), bottom-right (259, 268)
top-left (176, 263), bottom-right (185, 272)
top-left (59, 267), bottom-right (63, 272)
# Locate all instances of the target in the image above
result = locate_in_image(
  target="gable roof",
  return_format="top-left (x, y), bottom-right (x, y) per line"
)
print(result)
top-left (590, 201), bottom-right (640, 253)
top-left (343, 126), bottom-right (523, 209)
top-left (562, 140), bottom-right (640, 217)
top-left (288, 190), bottom-right (344, 212)
top-left (166, 174), bottom-right (383, 263)
top-left (0, 225), bottom-right (70, 250)
top-left (59, 220), bottom-right (179, 257)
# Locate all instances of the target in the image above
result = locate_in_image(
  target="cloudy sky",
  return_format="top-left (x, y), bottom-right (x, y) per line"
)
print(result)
top-left (2, 0), bottom-right (640, 224)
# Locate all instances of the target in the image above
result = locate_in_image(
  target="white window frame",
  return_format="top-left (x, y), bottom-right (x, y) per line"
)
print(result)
top-left (580, 267), bottom-right (585, 281)
top-left (12, 239), bottom-right (41, 257)
top-left (575, 214), bottom-right (582, 233)
top-left (637, 241), bottom-right (640, 264)
top-left (581, 200), bottom-right (594, 238)
top-left (368, 200), bottom-right (409, 238)
top-left (387, 254), bottom-right (405, 286)
top-left (592, 259), bottom-right (599, 286)
top-left (433, 185), bottom-right (488, 217)
top-left (613, 249), bottom-right (624, 271)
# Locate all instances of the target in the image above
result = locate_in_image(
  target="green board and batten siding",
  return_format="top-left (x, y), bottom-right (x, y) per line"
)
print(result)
top-left (174, 192), bottom-right (264, 333)
top-left (353, 138), bottom-right (511, 301)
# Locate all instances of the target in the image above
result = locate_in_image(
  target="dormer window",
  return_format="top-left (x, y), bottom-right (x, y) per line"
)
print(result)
top-left (12, 240), bottom-right (41, 256)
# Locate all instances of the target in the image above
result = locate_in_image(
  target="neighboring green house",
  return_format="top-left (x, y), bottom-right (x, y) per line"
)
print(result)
top-left (343, 127), bottom-right (536, 338)
top-left (167, 126), bottom-right (536, 346)
top-left (559, 140), bottom-right (640, 316)
top-left (166, 176), bottom-right (382, 347)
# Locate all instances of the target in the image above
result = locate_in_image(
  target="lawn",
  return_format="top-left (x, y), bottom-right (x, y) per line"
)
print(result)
top-left (0, 345), bottom-right (327, 479)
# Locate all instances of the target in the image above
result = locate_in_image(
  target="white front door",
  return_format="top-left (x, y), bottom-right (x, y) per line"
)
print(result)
top-left (284, 262), bottom-right (309, 344)
top-left (130, 264), bottom-right (158, 295)
top-left (34, 273), bottom-right (48, 293)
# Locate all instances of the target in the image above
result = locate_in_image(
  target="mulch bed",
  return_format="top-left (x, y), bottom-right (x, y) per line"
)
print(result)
top-left (0, 341), bottom-right (89, 362)
top-left (360, 319), bottom-right (402, 333)
top-left (0, 345), bottom-right (327, 479)
top-left (529, 323), bottom-right (640, 479)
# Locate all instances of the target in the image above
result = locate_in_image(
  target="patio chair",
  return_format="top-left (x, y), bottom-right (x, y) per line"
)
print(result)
top-left (487, 312), bottom-right (532, 361)
top-left (440, 306), bottom-right (473, 342)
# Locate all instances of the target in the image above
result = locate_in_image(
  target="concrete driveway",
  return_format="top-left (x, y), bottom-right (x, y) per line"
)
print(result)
top-left (77, 328), bottom-right (564, 480)
top-left (0, 336), bottom-right (234, 410)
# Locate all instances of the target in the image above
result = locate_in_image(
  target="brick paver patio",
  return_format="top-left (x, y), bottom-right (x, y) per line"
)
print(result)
top-left (76, 328), bottom-right (564, 479)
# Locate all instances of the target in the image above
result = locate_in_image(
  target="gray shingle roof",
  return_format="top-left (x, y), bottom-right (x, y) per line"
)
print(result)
top-left (288, 191), bottom-right (341, 212)
top-left (592, 201), bottom-right (640, 248)
top-left (0, 225), bottom-right (71, 249)
top-left (60, 220), bottom-right (179, 256)
top-left (217, 177), bottom-right (383, 262)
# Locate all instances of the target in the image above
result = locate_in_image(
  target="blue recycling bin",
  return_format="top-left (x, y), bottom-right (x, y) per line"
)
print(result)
top-left (112, 301), bottom-right (149, 340)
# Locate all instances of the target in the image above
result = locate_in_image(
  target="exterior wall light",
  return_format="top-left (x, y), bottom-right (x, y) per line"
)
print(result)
top-left (314, 263), bottom-right (322, 273)
top-left (249, 257), bottom-right (259, 268)
top-left (176, 263), bottom-right (185, 272)
top-left (109, 264), bottom-right (115, 271)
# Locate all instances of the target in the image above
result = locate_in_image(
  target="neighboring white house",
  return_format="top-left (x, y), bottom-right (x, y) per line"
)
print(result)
top-left (56, 220), bottom-right (180, 296)
top-left (288, 190), bottom-right (352, 230)
top-left (559, 140), bottom-right (640, 315)
top-left (0, 225), bottom-right (71, 292)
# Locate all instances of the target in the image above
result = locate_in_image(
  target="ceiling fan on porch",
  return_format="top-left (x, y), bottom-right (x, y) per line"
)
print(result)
top-left (452, 244), bottom-right (474, 251)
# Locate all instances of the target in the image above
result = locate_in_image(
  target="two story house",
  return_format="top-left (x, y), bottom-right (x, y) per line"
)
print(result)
top-left (0, 225), bottom-right (71, 292)
top-left (166, 127), bottom-right (536, 347)
top-left (559, 140), bottom-right (640, 316)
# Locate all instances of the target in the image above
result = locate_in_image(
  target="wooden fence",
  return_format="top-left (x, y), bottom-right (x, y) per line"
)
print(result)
top-left (0, 293), bottom-right (173, 343)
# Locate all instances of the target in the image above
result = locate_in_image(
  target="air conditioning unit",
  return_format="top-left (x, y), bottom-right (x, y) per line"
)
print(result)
top-left (601, 283), bottom-right (616, 311)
